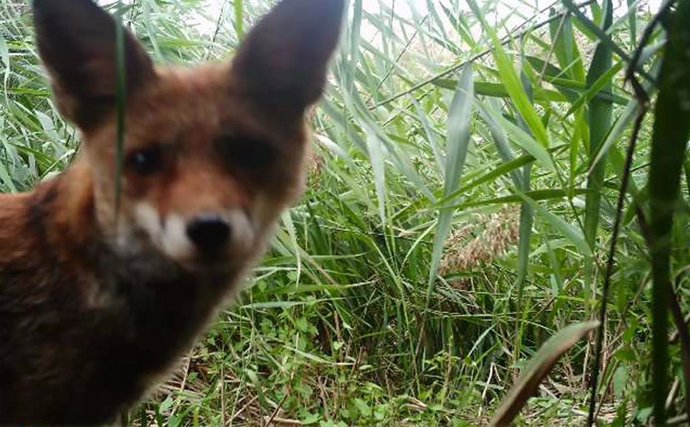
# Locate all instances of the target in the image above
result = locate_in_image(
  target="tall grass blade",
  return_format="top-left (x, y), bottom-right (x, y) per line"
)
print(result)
top-left (647, 0), bottom-right (690, 423)
top-left (516, 190), bottom-right (592, 256)
top-left (583, 0), bottom-right (613, 248)
top-left (427, 65), bottom-right (474, 295)
top-left (561, 0), bottom-right (635, 69)
top-left (478, 99), bottom-right (524, 187)
top-left (364, 125), bottom-right (387, 225)
top-left (549, 11), bottom-right (586, 82)
top-left (589, 63), bottom-right (659, 171)
top-left (233, 0), bottom-right (243, 40)
top-left (114, 6), bottom-right (126, 215)
top-left (468, 0), bottom-right (550, 148)
top-left (515, 69), bottom-right (535, 297)
top-left (626, 0), bottom-right (637, 44)
top-left (141, 0), bottom-right (162, 60)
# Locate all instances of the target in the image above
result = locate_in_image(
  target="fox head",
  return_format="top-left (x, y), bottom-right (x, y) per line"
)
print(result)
top-left (32, 0), bottom-right (343, 272)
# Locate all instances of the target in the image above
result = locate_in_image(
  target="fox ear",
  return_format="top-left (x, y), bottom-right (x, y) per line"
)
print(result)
top-left (231, 0), bottom-right (345, 118)
top-left (33, 0), bottom-right (155, 131)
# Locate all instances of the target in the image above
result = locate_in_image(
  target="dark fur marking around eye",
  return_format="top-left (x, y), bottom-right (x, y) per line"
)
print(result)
top-left (126, 145), bottom-right (166, 176)
top-left (218, 135), bottom-right (277, 170)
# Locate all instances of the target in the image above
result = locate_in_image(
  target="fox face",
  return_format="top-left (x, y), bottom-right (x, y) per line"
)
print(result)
top-left (34, 0), bottom-right (343, 272)
top-left (0, 0), bottom-right (343, 423)
top-left (86, 65), bottom-right (305, 273)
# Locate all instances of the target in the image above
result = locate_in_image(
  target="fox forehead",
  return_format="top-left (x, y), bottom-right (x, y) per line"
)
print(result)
top-left (84, 64), bottom-right (308, 151)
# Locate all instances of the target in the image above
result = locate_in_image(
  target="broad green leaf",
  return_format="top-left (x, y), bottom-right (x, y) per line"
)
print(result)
top-left (427, 65), bottom-right (474, 295)
top-left (489, 321), bottom-right (600, 427)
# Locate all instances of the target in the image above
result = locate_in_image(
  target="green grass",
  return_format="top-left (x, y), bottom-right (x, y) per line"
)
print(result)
top-left (2, 0), bottom-right (690, 425)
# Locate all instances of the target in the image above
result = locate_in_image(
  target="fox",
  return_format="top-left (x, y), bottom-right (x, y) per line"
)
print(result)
top-left (0, 0), bottom-right (344, 423)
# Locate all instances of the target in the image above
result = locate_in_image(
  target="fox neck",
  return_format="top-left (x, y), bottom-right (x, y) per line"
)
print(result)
top-left (33, 157), bottom-right (99, 262)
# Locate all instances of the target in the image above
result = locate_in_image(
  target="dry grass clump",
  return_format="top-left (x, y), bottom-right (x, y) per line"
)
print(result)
top-left (439, 207), bottom-right (520, 275)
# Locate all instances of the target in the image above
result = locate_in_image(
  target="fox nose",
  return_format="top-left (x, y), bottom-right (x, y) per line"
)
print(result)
top-left (186, 215), bottom-right (231, 253)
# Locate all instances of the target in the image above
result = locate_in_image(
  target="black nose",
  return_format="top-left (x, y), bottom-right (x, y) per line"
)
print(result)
top-left (186, 216), bottom-right (231, 253)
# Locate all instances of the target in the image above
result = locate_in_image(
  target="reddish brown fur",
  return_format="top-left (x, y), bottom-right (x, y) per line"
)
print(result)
top-left (87, 65), bottom-right (309, 250)
top-left (0, 0), bottom-right (343, 423)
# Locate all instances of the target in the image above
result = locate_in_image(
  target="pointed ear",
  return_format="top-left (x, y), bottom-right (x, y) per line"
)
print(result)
top-left (32, 0), bottom-right (155, 130)
top-left (231, 0), bottom-right (345, 118)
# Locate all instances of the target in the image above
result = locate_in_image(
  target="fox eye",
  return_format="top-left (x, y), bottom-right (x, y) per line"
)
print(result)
top-left (220, 136), bottom-right (276, 169)
top-left (126, 146), bottom-right (163, 176)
